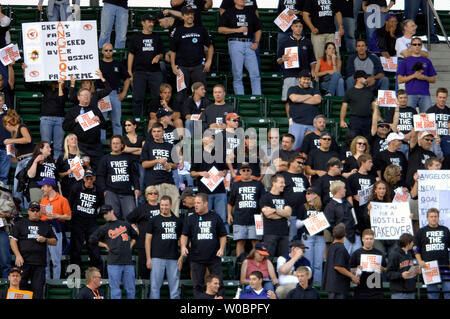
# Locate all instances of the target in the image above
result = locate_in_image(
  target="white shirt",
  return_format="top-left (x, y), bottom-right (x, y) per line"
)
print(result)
top-left (395, 36), bottom-right (428, 59)
top-left (277, 256), bottom-right (299, 285)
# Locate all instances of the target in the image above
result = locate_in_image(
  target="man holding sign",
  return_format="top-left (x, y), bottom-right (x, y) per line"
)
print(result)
top-left (414, 208), bottom-right (450, 299)
top-left (427, 88), bottom-right (450, 157)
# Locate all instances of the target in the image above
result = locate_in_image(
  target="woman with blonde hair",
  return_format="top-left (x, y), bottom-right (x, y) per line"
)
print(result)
top-left (343, 136), bottom-right (375, 178)
top-left (383, 164), bottom-right (409, 200)
top-left (3, 109), bottom-right (34, 207)
top-left (240, 243), bottom-right (278, 291)
top-left (56, 133), bottom-right (83, 198)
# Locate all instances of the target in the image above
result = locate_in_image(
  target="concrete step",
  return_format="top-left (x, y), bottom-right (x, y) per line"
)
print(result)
top-left (427, 43), bottom-right (450, 54)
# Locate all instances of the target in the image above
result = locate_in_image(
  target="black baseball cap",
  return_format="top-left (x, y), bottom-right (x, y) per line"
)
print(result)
top-left (100, 204), bottom-right (113, 215)
top-left (255, 242), bottom-right (270, 256)
top-left (306, 186), bottom-right (320, 195)
top-left (141, 13), bottom-right (156, 22)
top-left (320, 131), bottom-right (332, 138)
top-left (84, 169), bottom-right (95, 177)
top-left (28, 201), bottom-right (41, 210)
top-left (353, 70), bottom-right (369, 79)
top-left (290, 240), bottom-right (309, 249)
top-left (181, 6), bottom-right (195, 14)
top-left (299, 69), bottom-right (312, 78)
top-left (9, 267), bottom-right (22, 275)
top-left (156, 108), bottom-right (173, 119)
top-left (238, 162), bottom-right (252, 170)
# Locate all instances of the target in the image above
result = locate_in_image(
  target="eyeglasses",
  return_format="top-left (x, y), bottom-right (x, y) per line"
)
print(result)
top-left (321, 137), bottom-right (331, 141)
top-left (29, 209), bottom-right (40, 212)
top-left (232, 119), bottom-right (240, 122)
top-left (411, 43), bottom-right (421, 46)
top-left (357, 142), bottom-right (366, 145)
top-left (296, 161), bottom-right (304, 165)
top-left (379, 125), bottom-right (389, 129)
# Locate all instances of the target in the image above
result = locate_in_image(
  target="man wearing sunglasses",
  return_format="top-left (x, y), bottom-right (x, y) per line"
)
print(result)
top-left (305, 132), bottom-right (340, 185)
top-left (301, 114), bottom-right (339, 157)
top-left (405, 131), bottom-right (436, 190)
top-left (427, 88), bottom-right (450, 158)
top-left (9, 201), bottom-right (57, 299)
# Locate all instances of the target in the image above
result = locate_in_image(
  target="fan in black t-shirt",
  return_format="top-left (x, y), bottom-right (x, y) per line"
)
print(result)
top-left (76, 267), bottom-right (104, 299)
top-left (305, 132), bottom-right (340, 185)
top-left (374, 132), bottom-right (408, 183)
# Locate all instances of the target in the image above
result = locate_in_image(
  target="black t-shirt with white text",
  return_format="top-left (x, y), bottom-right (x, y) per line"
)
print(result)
top-left (313, 174), bottom-right (350, 207)
top-left (26, 160), bottom-right (58, 189)
top-left (140, 139), bottom-right (176, 186)
top-left (426, 105), bottom-right (450, 136)
top-left (98, 60), bottom-right (130, 91)
top-left (374, 150), bottom-right (408, 184)
top-left (297, 205), bottom-right (325, 236)
top-left (386, 106), bottom-right (417, 135)
top-left (414, 225), bottom-right (450, 270)
top-left (280, 171), bottom-right (310, 215)
top-left (97, 153), bottom-right (139, 195)
top-left (350, 247), bottom-right (386, 298)
top-left (259, 192), bottom-right (291, 236)
top-left (303, 0), bottom-right (341, 34)
top-left (405, 145), bottom-right (435, 189)
top-left (170, 25), bottom-right (211, 67)
top-left (228, 180), bottom-right (265, 225)
top-left (68, 182), bottom-right (104, 221)
top-left (301, 132), bottom-right (340, 155)
top-left (305, 148), bottom-right (340, 185)
top-left (129, 33), bottom-right (164, 73)
top-left (218, 6), bottom-right (263, 39)
top-left (191, 154), bottom-right (228, 194)
top-left (146, 213), bottom-right (183, 259)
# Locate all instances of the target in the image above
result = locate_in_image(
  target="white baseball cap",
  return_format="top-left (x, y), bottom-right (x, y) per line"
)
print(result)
top-left (419, 131), bottom-right (434, 140)
top-left (385, 132), bottom-right (405, 144)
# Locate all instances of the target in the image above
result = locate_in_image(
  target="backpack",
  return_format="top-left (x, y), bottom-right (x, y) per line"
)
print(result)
top-left (15, 166), bottom-right (31, 202)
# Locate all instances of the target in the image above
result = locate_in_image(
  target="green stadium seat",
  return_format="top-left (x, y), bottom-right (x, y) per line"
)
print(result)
top-left (45, 279), bottom-right (78, 299)
top-left (235, 94), bottom-right (265, 117)
top-left (260, 72), bottom-right (283, 96)
top-left (224, 280), bottom-right (241, 298)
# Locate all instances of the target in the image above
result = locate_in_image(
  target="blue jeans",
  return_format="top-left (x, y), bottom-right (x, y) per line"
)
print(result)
top-left (228, 40), bottom-right (261, 95)
top-left (0, 149), bottom-right (11, 185)
top-left (440, 135), bottom-right (450, 157)
top-left (150, 258), bottom-right (180, 299)
top-left (335, 17), bottom-right (356, 52)
top-left (345, 76), bottom-right (389, 91)
top-left (407, 95), bottom-right (432, 113)
top-left (47, 3), bottom-right (71, 22)
top-left (399, 142), bottom-right (410, 160)
top-left (101, 90), bottom-right (123, 140)
top-left (405, 0), bottom-right (437, 41)
top-left (303, 235), bottom-right (326, 285)
top-left (208, 193), bottom-right (229, 233)
top-left (46, 230), bottom-right (62, 280)
top-left (99, 3), bottom-right (129, 49)
top-left (364, 6), bottom-right (386, 45)
top-left (289, 122), bottom-right (315, 151)
top-left (0, 230), bottom-right (11, 278)
top-left (427, 281), bottom-right (450, 299)
top-left (321, 72), bottom-right (345, 96)
top-left (13, 156), bottom-right (32, 210)
top-left (353, 0), bottom-right (363, 28)
top-left (391, 292), bottom-right (415, 299)
top-left (344, 235), bottom-right (362, 255)
top-left (107, 264), bottom-right (135, 299)
top-left (40, 116), bottom-right (64, 160)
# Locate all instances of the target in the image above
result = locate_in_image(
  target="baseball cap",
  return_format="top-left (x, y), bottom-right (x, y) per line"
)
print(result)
top-left (181, 6), bottom-right (195, 14)
top-left (385, 132), bottom-right (405, 144)
top-left (290, 240), bottom-right (309, 249)
top-left (100, 204), bottom-right (113, 215)
top-left (385, 13), bottom-right (397, 22)
top-left (299, 69), bottom-right (312, 78)
top-left (419, 131), bottom-right (434, 140)
top-left (141, 13), bottom-right (156, 22)
top-left (238, 162), bottom-right (252, 170)
top-left (306, 186), bottom-right (320, 195)
top-left (320, 131), bottom-right (332, 138)
top-left (37, 177), bottom-right (57, 188)
top-left (156, 108), bottom-right (173, 119)
top-left (28, 201), bottom-right (41, 210)
top-left (255, 243), bottom-right (270, 256)
top-left (180, 187), bottom-right (196, 201)
top-left (353, 70), bottom-right (369, 79)
top-left (225, 113), bottom-right (240, 121)
top-left (84, 169), bottom-right (95, 177)
top-left (9, 267), bottom-right (22, 275)
top-left (377, 120), bottom-right (390, 127)
top-left (291, 18), bottom-right (302, 25)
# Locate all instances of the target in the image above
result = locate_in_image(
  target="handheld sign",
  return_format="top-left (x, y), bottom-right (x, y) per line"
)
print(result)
top-left (274, 9), bottom-right (296, 32)
top-left (413, 113), bottom-right (436, 132)
top-left (201, 166), bottom-right (224, 192)
top-left (283, 47), bottom-right (299, 69)
top-left (7, 289), bottom-right (33, 299)
top-left (254, 214), bottom-right (263, 236)
top-left (357, 185), bottom-right (373, 206)
top-left (380, 56), bottom-right (398, 73)
top-left (97, 95), bottom-right (112, 112)
top-left (392, 187), bottom-right (411, 203)
top-left (303, 212), bottom-right (330, 236)
top-left (0, 43), bottom-right (21, 66)
top-left (69, 156), bottom-right (84, 181)
top-left (77, 110), bottom-right (99, 131)
top-left (360, 254), bottom-right (382, 272)
top-left (6, 144), bottom-right (15, 157)
top-left (377, 90), bottom-right (397, 107)
top-left (370, 202), bottom-right (413, 240)
top-left (421, 260), bottom-right (441, 285)
top-left (176, 69), bottom-right (186, 92)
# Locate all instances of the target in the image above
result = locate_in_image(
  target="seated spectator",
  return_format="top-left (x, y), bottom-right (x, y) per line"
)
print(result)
top-left (395, 19), bottom-right (428, 60)
top-left (239, 270), bottom-right (277, 299)
top-left (362, 0), bottom-right (395, 44)
top-left (0, 268), bottom-right (29, 299)
top-left (196, 275), bottom-right (223, 299)
top-left (315, 42), bottom-right (345, 97)
top-left (305, 133), bottom-right (340, 185)
top-left (345, 39), bottom-right (389, 91)
top-left (200, 84), bottom-right (235, 131)
top-left (148, 84), bottom-right (183, 132)
top-left (276, 240), bottom-right (311, 299)
top-left (181, 82), bottom-right (211, 137)
top-left (76, 267), bottom-right (104, 299)
top-left (239, 243), bottom-right (278, 291)
top-left (369, 13), bottom-right (401, 57)
top-left (285, 266), bottom-right (320, 299)
top-left (301, 115), bottom-right (340, 157)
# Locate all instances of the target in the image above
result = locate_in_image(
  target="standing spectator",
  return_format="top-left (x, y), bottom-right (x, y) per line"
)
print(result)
top-left (239, 270), bottom-right (277, 299)
top-left (276, 240), bottom-right (311, 299)
top-left (302, 0), bottom-right (344, 60)
top-left (62, 88), bottom-right (108, 170)
top-left (220, 0), bottom-right (258, 15)
top-left (97, 135), bottom-right (140, 220)
top-left (128, 14), bottom-right (164, 117)
top-left (145, 196), bottom-right (183, 299)
top-left (99, 43), bottom-right (131, 136)
top-left (350, 228), bottom-right (386, 299)
top-left (395, 19), bottom-right (428, 60)
top-left (362, 0), bottom-right (395, 44)
top-left (277, 19), bottom-right (316, 108)
top-left (260, 174), bottom-right (292, 257)
top-left (276, 0), bottom-right (302, 53)
top-left (181, 82), bottom-right (211, 137)
top-left (191, 134), bottom-right (229, 232)
top-left (218, 0), bottom-right (263, 95)
top-left (286, 266), bottom-right (320, 299)
top-left (287, 69), bottom-right (322, 150)
top-left (38, 0), bottom-right (71, 21)
top-left (98, 0), bottom-right (129, 49)
top-left (324, 181), bottom-right (361, 254)
top-left (0, 181), bottom-right (15, 279)
top-left (68, 169), bottom-right (104, 272)
top-left (369, 116), bottom-right (392, 157)
top-left (9, 201), bottom-right (57, 299)
top-left (275, 133), bottom-right (299, 172)
top-left (0, 94), bottom-right (10, 185)
top-left (398, 37), bottom-right (437, 113)
top-left (340, 70), bottom-right (377, 139)
top-left (296, 186), bottom-right (325, 285)
top-left (305, 134), bottom-right (340, 185)
top-left (180, 193), bottom-right (227, 299)
top-left (26, 141), bottom-right (57, 203)
top-left (200, 84), bottom-right (235, 131)
top-left (172, 0), bottom-right (212, 25)
top-left (405, 131), bottom-right (436, 189)
top-left (374, 131), bottom-right (408, 182)
top-left (414, 208), bottom-right (450, 299)
top-left (89, 205), bottom-right (138, 299)
top-left (239, 243), bottom-right (278, 291)
top-left (39, 177), bottom-right (71, 280)
top-left (369, 14), bottom-right (401, 57)
top-left (23, 72), bottom-right (68, 160)
top-left (300, 114), bottom-right (340, 156)
top-left (76, 267), bottom-right (104, 299)
top-left (337, 0), bottom-right (356, 52)
top-left (140, 122), bottom-right (180, 216)
top-left (315, 42), bottom-right (345, 97)
top-left (426, 88), bottom-right (450, 157)
top-left (322, 223), bottom-right (360, 299)
top-left (56, 134), bottom-right (82, 199)
top-left (404, 0), bottom-right (439, 44)
top-left (171, 6), bottom-right (213, 109)
top-left (228, 163), bottom-right (265, 256)
top-left (68, 71), bottom-right (112, 109)
top-left (386, 233), bottom-right (420, 299)
top-left (345, 39), bottom-right (389, 91)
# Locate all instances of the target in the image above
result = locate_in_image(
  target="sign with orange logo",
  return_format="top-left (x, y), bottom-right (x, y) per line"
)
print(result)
top-left (284, 46), bottom-right (299, 69)
top-left (377, 90), bottom-right (397, 107)
top-left (421, 260), bottom-right (441, 285)
top-left (7, 289), bottom-right (33, 299)
top-left (0, 44), bottom-right (21, 66)
top-left (274, 9), bottom-right (296, 32)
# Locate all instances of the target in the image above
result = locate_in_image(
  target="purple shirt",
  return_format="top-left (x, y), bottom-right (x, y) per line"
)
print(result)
top-left (398, 56), bottom-right (437, 96)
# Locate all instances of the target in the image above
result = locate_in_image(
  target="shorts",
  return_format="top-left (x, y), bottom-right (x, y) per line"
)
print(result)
top-left (282, 77), bottom-right (298, 102)
top-left (233, 224), bottom-right (261, 241)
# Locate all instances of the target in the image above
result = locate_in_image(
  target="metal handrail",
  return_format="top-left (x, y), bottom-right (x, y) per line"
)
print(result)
top-left (426, 0), bottom-right (450, 50)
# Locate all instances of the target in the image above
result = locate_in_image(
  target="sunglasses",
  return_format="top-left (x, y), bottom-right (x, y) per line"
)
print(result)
top-left (424, 138), bottom-right (434, 142)
top-left (148, 192), bottom-right (159, 195)
top-left (103, 49), bottom-right (113, 52)
top-left (296, 161), bottom-right (304, 165)
top-left (29, 209), bottom-right (40, 212)
top-left (321, 137), bottom-right (331, 141)
top-left (357, 142), bottom-right (366, 145)
top-left (231, 119), bottom-right (240, 122)
top-left (379, 125), bottom-right (389, 129)
top-left (241, 168), bottom-right (251, 172)
top-left (411, 43), bottom-right (422, 46)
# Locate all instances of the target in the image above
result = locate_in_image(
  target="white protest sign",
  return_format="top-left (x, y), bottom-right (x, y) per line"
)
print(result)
top-left (274, 8), bottom-right (296, 32)
top-left (370, 202), bottom-right (413, 240)
top-left (69, 156), bottom-right (84, 181)
top-left (283, 46), bottom-right (299, 69)
top-left (97, 95), bottom-right (112, 112)
top-left (421, 260), bottom-right (441, 285)
top-left (201, 166), bottom-right (224, 192)
top-left (377, 90), bottom-right (397, 107)
top-left (0, 44), bottom-right (21, 66)
top-left (418, 170), bottom-right (450, 229)
top-left (254, 214), bottom-right (263, 236)
top-left (22, 21), bottom-right (99, 81)
top-left (360, 254), bottom-right (382, 272)
top-left (413, 113), bottom-right (437, 132)
top-left (77, 110), bottom-right (99, 131)
top-left (303, 212), bottom-right (330, 236)
top-left (190, 114), bottom-right (201, 121)
top-left (176, 69), bottom-right (186, 92)
top-left (380, 56), bottom-right (398, 73)
top-left (358, 185), bottom-right (373, 206)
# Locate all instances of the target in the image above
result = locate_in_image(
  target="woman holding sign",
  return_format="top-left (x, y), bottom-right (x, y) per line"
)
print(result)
top-left (315, 42), bottom-right (345, 97)
top-left (56, 134), bottom-right (83, 199)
